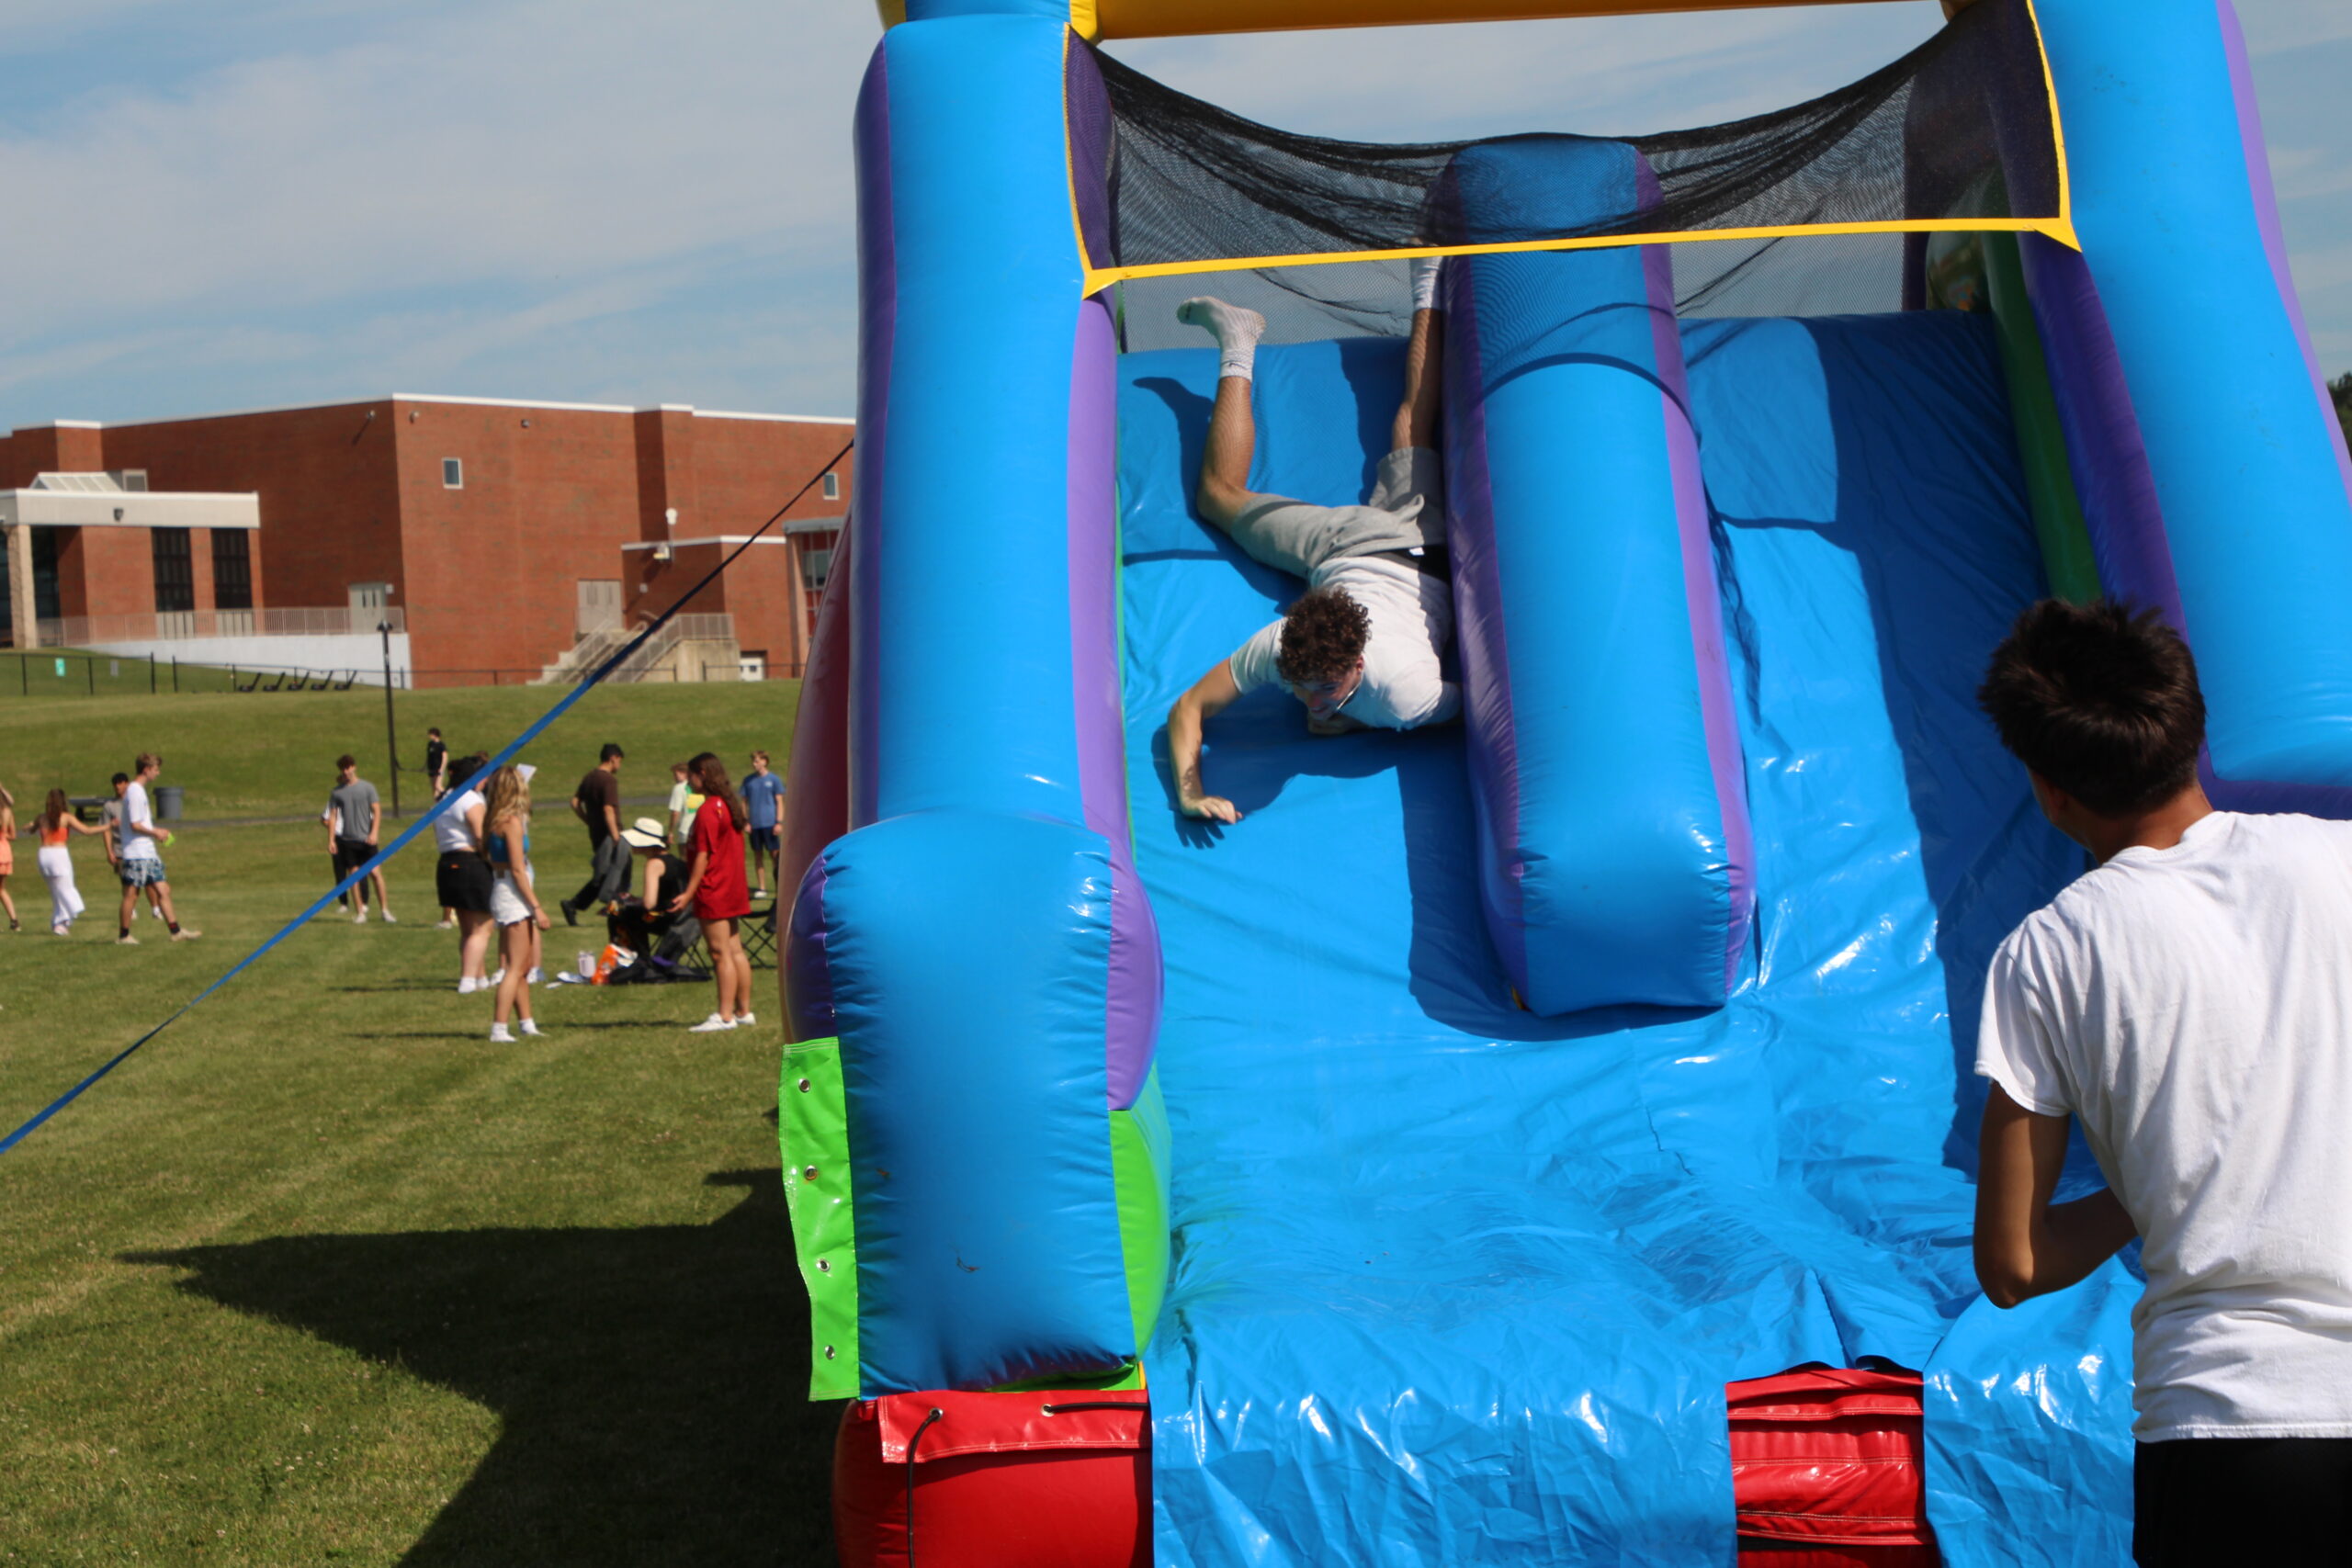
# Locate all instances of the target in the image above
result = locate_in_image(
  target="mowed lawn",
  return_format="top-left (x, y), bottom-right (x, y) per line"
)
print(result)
top-left (0, 684), bottom-right (839, 1566)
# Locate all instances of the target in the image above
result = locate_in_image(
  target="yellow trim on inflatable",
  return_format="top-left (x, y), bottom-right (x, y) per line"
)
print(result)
top-left (1080, 217), bottom-right (2082, 296)
top-left (876, 0), bottom-right (908, 27)
top-left (1070, 0), bottom-right (1102, 39)
top-left (1063, 29), bottom-right (1100, 278)
top-left (1091, 0), bottom-right (1894, 39)
top-left (2022, 0), bottom-right (2079, 250)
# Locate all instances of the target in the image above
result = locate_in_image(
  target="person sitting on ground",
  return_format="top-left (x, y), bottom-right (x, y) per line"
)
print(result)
top-left (1971, 599), bottom-right (2352, 1568)
top-left (606, 818), bottom-right (684, 958)
top-left (324, 753), bottom-right (393, 924)
top-left (1165, 262), bottom-right (1460, 826)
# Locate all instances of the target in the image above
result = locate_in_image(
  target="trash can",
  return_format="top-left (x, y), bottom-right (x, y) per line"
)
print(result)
top-left (154, 785), bottom-right (186, 821)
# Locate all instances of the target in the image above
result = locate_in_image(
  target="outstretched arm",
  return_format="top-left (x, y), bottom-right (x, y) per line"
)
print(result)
top-left (1973, 1083), bottom-right (2137, 1307)
top-left (1168, 661), bottom-right (1244, 823)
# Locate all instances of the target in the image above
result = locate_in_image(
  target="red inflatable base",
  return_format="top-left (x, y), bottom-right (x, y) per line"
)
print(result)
top-left (833, 1389), bottom-right (1150, 1568)
top-left (1729, 1367), bottom-right (1938, 1567)
top-left (833, 1369), bottom-right (1932, 1566)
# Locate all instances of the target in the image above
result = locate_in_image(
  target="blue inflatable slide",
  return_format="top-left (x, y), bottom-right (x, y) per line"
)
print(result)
top-left (781, 0), bottom-right (2352, 1562)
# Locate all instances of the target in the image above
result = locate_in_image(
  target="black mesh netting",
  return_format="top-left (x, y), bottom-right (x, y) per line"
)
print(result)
top-left (1083, 0), bottom-right (2058, 279)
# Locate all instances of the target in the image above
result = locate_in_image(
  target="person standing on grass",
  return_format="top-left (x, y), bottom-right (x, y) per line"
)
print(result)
top-left (35, 788), bottom-right (104, 936)
top-left (741, 750), bottom-right (785, 900)
top-left (1972, 600), bottom-right (2352, 1566)
top-left (324, 754), bottom-right (394, 924)
top-left (116, 753), bottom-right (197, 945)
top-left (434, 754), bottom-right (496, 994)
top-left (560, 743), bottom-right (627, 926)
top-left (669, 752), bottom-right (753, 1032)
top-left (424, 727), bottom-right (449, 800)
top-left (663, 761), bottom-right (702, 851)
top-left (101, 773), bottom-right (126, 880)
top-left (483, 763), bottom-right (548, 1043)
top-left (0, 784), bottom-right (19, 932)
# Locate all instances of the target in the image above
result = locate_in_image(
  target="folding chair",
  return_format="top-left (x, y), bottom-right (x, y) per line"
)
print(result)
top-left (740, 901), bottom-right (779, 969)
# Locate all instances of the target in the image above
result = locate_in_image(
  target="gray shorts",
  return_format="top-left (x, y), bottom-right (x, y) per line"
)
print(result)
top-left (1221, 447), bottom-right (1446, 580)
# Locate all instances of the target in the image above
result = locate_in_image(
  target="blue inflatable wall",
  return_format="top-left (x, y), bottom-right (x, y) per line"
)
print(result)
top-left (1440, 136), bottom-right (1753, 1015)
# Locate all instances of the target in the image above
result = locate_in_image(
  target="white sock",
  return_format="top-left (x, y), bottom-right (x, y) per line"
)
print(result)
top-left (489, 1022), bottom-right (514, 1043)
top-left (1410, 254), bottom-right (1444, 314)
top-left (1177, 297), bottom-right (1266, 382)
top-left (519, 1019), bottom-right (543, 1037)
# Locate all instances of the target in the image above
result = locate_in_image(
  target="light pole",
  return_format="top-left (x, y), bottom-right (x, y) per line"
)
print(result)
top-left (379, 618), bottom-right (401, 818)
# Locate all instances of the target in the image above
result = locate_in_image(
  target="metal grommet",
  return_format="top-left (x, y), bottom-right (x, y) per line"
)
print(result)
top-left (817, 1258), bottom-right (831, 1272)
top-left (797, 1077), bottom-right (812, 1092)
top-left (803, 1165), bottom-right (819, 1181)
top-left (823, 1345), bottom-right (836, 1360)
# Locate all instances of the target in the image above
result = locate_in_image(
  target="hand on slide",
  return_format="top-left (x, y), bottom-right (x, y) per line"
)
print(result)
top-left (1182, 795), bottom-right (1242, 825)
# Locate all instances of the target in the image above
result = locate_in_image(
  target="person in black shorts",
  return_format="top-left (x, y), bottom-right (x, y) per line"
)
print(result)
top-left (324, 754), bottom-right (393, 923)
top-left (424, 728), bottom-right (449, 800)
top-left (433, 755), bottom-right (496, 993)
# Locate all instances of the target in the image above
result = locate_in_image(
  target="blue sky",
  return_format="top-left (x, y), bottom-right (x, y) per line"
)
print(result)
top-left (0, 0), bottom-right (2344, 431)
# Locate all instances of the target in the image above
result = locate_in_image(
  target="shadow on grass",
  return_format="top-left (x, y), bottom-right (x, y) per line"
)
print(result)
top-left (129, 1168), bottom-right (840, 1567)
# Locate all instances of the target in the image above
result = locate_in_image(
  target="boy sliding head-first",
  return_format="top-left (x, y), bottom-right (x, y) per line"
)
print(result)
top-left (1971, 599), bottom-right (2352, 1566)
top-left (1166, 258), bottom-right (1460, 826)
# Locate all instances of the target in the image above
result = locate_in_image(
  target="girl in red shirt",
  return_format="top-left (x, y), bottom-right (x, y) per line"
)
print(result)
top-left (670, 751), bottom-right (754, 1032)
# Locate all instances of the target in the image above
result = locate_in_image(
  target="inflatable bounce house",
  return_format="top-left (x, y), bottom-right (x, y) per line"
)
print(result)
top-left (780, 0), bottom-right (2352, 1560)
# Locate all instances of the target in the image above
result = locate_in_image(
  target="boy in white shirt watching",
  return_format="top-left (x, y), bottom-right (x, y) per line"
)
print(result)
top-left (1972, 599), bottom-right (2352, 1565)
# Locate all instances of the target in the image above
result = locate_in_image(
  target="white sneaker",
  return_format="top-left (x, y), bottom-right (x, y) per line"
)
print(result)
top-left (458, 976), bottom-right (480, 995)
top-left (490, 968), bottom-right (505, 985)
top-left (687, 1014), bottom-right (738, 1033)
top-left (170, 929), bottom-right (201, 942)
top-left (435, 918), bottom-right (457, 931)
top-left (519, 1019), bottom-right (544, 1038)
top-left (353, 910), bottom-right (368, 925)
top-left (489, 1022), bottom-right (514, 1043)
top-left (382, 911), bottom-right (398, 924)
top-left (738, 1010), bottom-right (757, 1027)
top-left (526, 966), bottom-right (543, 985)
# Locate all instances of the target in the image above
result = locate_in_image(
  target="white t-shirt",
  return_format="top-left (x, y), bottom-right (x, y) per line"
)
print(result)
top-left (119, 781), bottom-right (161, 863)
top-left (1227, 557), bottom-right (1459, 730)
top-left (433, 789), bottom-right (484, 854)
top-left (1976, 810), bottom-right (2352, 1439)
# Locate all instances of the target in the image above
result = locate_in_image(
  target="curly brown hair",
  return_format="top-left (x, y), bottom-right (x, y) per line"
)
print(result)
top-left (1275, 586), bottom-right (1371, 685)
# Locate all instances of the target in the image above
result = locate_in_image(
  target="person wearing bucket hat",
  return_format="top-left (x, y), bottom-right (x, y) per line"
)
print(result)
top-left (606, 817), bottom-right (685, 959)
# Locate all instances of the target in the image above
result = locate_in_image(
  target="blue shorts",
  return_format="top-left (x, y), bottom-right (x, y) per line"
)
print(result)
top-left (120, 857), bottom-right (168, 888)
top-left (748, 827), bottom-right (779, 853)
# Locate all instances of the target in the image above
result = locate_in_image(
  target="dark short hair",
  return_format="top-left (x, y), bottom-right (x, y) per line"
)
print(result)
top-left (336, 753), bottom-right (357, 771)
top-left (1275, 586), bottom-right (1372, 686)
top-left (111, 773), bottom-right (130, 786)
top-left (600, 743), bottom-right (626, 762)
top-left (1978, 599), bottom-right (2206, 817)
top-left (427, 727), bottom-right (442, 738)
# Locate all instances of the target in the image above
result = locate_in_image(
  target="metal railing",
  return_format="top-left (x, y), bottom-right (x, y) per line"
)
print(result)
top-left (26, 605), bottom-right (406, 647)
top-left (535, 613), bottom-right (736, 685)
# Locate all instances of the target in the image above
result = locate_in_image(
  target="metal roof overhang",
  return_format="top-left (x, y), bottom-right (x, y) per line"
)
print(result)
top-left (0, 491), bottom-right (261, 530)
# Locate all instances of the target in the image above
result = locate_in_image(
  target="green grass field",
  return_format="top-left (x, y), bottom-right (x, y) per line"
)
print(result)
top-left (2, 679), bottom-right (799, 821)
top-left (0, 684), bottom-right (835, 1566)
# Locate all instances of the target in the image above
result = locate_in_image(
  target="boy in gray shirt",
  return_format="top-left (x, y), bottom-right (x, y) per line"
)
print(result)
top-left (324, 754), bottom-right (393, 924)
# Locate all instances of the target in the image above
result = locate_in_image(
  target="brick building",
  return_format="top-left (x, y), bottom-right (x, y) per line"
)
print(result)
top-left (0, 395), bottom-right (852, 686)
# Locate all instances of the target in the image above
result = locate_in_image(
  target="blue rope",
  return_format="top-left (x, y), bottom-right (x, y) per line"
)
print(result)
top-left (0, 438), bottom-right (851, 1157)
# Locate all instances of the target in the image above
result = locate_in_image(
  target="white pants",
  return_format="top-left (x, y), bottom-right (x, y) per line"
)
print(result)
top-left (38, 844), bottom-right (83, 929)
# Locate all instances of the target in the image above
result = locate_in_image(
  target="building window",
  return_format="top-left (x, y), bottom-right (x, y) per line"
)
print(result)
top-left (211, 530), bottom-right (254, 611)
top-left (802, 546), bottom-right (833, 591)
top-left (152, 528), bottom-right (195, 614)
top-left (443, 457), bottom-right (463, 489)
top-left (822, 470), bottom-right (840, 501)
